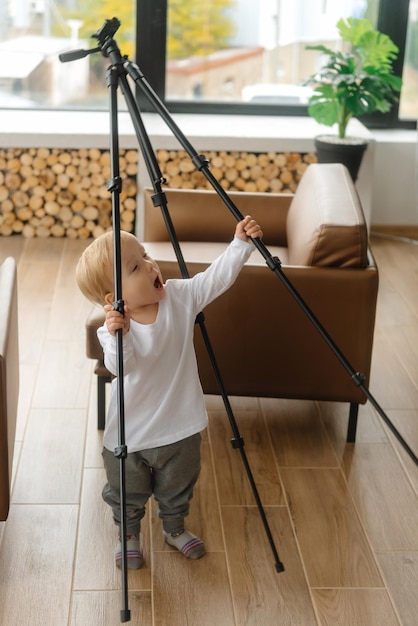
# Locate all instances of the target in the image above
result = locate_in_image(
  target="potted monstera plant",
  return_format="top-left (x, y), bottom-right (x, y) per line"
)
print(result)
top-left (303, 17), bottom-right (402, 180)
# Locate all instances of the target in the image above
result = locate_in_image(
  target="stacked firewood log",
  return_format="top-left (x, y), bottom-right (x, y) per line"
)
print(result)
top-left (0, 147), bottom-right (316, 238)
top-left (0, 147), bottom-right (138, 238)
top-left (157, 149), bottom-right (317, 193)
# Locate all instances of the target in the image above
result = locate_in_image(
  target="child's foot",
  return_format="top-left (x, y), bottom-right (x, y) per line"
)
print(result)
top-left (163, 530), bottom-right (206, 559)
top-left (115, 534), bottom-right (143, 570)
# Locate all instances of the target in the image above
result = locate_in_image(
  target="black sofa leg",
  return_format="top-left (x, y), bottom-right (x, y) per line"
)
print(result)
top-left (346, 403), bottom-right (359, 443)
top-left (97, 375), bottom-right (109, 430)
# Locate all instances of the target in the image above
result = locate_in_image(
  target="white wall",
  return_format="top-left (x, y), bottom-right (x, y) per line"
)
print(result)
top-left (0, 109), bottom-right (416, 228)
top-left (370, 129), bottom-right (418, 226)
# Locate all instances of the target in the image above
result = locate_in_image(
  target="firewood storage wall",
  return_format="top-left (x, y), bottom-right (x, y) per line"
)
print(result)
top-left (0, 146), bottom-right (317, 239)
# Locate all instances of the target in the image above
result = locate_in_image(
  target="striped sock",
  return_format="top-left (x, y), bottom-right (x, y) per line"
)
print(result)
top-left (115, 534), bottom-right (143, 569)
top-left (164, 529), bottom-right (206, 559)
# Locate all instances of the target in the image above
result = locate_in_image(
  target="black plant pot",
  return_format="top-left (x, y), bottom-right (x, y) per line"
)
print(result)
top-left (314, 135), bottom-right (368, 182)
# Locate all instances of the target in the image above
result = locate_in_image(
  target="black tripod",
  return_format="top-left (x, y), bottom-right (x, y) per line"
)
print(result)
top-left (60, 17), bottom-right (418, 623)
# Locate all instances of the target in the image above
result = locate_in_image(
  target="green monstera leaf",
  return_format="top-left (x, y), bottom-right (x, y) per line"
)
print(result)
top-left (304, 18), bottom-right (402, 138)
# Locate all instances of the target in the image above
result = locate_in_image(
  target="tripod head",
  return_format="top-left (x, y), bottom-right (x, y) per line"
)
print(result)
top-left (59, 17), bottom-right (122, 63)
top-left (92, 17), bottom-right (123, 59)
top-left (92, 17), bottom-right (121, 45)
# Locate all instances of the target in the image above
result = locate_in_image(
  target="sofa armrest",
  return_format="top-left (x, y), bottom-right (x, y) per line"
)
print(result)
top-left (0, 257), bottom-right (19, 521)
top-left (190, 257), bottom-right (378, 401)
top-left (286, 163), bottom-right (369, 268)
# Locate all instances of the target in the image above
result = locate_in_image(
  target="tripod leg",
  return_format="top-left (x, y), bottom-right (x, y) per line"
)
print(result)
top-left (197, 315), bottom-right (285, 572)
top-left (106, 62), bottom-right (131, 623)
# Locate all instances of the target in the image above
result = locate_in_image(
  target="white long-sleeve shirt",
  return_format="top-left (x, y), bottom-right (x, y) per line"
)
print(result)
top-left (98, 236), bottom-right (253, 453)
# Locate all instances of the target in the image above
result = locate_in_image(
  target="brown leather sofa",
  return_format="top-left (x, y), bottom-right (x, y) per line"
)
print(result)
top-left (0, 257), bottom-right (19, 521)
top-left (86, 163), bottom-right (378, 441)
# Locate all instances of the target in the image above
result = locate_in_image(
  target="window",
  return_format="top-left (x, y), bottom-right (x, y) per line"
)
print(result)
top-left (0, 3), bottom-right (135, 109)
top-left (138, 0), bottom-right (415, 128)
top-left (164, 0), bottom-right (379, 106)
top-left (0, 0), bottom-right (415, 128)
top-left (399, 0), bottom-right (418, 119)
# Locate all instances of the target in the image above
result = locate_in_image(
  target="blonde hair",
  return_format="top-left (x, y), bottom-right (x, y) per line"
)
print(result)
top-left (75, 230), bottom-right (136, 305)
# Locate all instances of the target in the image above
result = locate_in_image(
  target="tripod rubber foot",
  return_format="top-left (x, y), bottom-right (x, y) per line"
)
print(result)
top-left (120, 609), bottom-right (131, 622)
top-left (275, 561), bottom-right (285, 573)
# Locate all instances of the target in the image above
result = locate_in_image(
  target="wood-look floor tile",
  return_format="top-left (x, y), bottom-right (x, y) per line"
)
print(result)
top-left (383, 409), bottom-right (418, 490)
top-left (369, 328), bottom-right (418, 410)
top-left (16, 239), bottom-right (63, 363)
top-left (73, 468), bottom-right (151, 591)
top-left (83, 374), bottom-right (106, 469)
top-left (377, 550), bottom-right (418, 626)
top-left (312, 588), bottom-right (400, 626)
top-left (10, 441), bottom-right (21, 496)
top-left (0, 504), bottom-right (77, 626)
top-left (17, 294), bottom-right (59, 369)
top-left (12, 408), bottom-right (87, 504)
top-left (208, 409), bottom-right (283, 505)
top-left (222, 505), bottom-right (318, 626)
top-left (204, 394), bottom-right (226, 411)
top-left (46, 239), bottom-right (92, 342)
top-left (262, 398), bottom-right (339, 468)
top-left (374, 275), bottom-right (416, 329)
top-left (0, 235), bottom-right (26, 263)
top-left (205, 394), bottom-right (260, 412)
top-left (15, 362), bottom-right (38, 441)
top-left (152, 552), bottom-right (235, 626)
top-left (317, 401), bottom-right (388, 452)
top-left (383, 323), bottom-right (418, 391)
top-left (31, 339), bottom-right (92, 409)
top-left (372, 240), bottom-right (418, 316)
top-left (281, 468), bottom-right (383, 587)
top-left (71, 590), bottom-right (152, 626)
top-left (343, 443), bottom-right (418, 550)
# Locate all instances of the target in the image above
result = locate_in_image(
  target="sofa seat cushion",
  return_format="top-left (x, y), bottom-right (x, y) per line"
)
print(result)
top-left (286, 163), bottom-right (368, 268)
top-left (144, 241), bottom-right (289, 269)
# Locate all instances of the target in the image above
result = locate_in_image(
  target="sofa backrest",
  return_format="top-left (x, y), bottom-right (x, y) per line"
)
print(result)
top-left (144, 163), bottom-right (369, 269)
top-left (143, 187), bottom-right (290, 246)
top-left (286, 163), bottom-right (369, 268)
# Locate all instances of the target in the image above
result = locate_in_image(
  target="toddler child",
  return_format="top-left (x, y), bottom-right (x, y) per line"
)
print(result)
top-left (76, 214), bottom-right (263, 568)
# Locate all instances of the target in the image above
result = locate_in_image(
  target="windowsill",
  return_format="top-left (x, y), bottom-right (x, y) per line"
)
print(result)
top-left (0, 108), bottom-right (374, 150)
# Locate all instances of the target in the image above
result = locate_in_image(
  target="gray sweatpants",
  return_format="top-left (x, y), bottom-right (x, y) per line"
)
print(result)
top-left (101, 432), bottom-right (201, 536)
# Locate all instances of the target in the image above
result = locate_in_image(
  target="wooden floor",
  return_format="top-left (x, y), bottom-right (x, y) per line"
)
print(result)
top-left (1, 233), bottom-right (418, 625)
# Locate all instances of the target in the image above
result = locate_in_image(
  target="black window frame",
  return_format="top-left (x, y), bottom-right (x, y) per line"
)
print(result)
top-left (136, 0), bottom-right (416, 130)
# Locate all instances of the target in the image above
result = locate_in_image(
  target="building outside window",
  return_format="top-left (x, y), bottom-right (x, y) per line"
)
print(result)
top-left (165, 0), bottom-right (378, 106)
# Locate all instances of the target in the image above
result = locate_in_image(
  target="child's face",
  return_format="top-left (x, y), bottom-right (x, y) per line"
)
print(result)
top-left (117, 235), bottom-right (165, 314)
